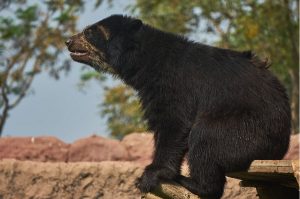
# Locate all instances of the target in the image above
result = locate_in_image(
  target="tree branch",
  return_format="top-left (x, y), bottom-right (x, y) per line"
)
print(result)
top-left (8, 58), bottom-right (40, 110)
top-left (0, 81), bottom-right (9, 134)
top-left (283, 0), bottom-right (299, 66)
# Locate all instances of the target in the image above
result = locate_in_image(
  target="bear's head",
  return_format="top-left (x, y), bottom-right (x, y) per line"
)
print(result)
top-left (65, 15), bottom-right (143, 74)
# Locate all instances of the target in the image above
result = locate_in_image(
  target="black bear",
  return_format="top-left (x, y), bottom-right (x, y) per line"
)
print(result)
top-left (66, 15), bottom-right (291, 198)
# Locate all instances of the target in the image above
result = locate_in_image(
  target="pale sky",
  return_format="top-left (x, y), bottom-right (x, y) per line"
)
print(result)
top-left (3, 1), bottom-right (131, 143)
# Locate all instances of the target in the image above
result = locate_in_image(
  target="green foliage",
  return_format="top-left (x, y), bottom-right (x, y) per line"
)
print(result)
top-left (77, 69), bottom-right (107, 90)
top-left (0, 44), bottom-right (3, 55)
top-left (16, 5), bottom-right (38, 22)
top-left (102, 85), bottom-right (147, 139)
top-left (129, 0), bottom-right (199, 34)
top-left (80, 71), bottom-right (106, 82)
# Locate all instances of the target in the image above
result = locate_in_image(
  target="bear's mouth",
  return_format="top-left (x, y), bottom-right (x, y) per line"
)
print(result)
top-left (70, 50), bottom-right (88, 56)
top-left (69, 49), bottom-right (90, 64)
top-left (66, 35), bottom-right (111, 72)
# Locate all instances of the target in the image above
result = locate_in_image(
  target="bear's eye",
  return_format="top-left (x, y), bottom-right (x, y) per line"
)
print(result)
top-left (83, 26), bottom-right (107, 50)
top-left (84, 28), bottom-right (93, 39)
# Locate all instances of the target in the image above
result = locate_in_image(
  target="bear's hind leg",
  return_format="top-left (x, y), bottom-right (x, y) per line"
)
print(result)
top-left (176, 163), bottom-right (225, 199)
top-left (176, 123), bottom-right (226, 199)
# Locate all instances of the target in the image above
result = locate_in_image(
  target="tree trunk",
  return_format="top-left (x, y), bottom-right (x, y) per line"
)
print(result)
top-left (288, 68), bottom-right (299, 134)
top-left (0, 112), bottom-right (7, 136)
top-left (0, 83), bottom-right (9, 136)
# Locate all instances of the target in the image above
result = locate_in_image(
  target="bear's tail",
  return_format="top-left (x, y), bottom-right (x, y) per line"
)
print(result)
top-left (242, 50), bottom-right (271, 69)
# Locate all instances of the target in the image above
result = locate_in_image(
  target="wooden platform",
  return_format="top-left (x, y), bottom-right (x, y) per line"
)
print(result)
top-left (228, 160), bottom-right (299, 199)
top-left (143, 160), bottom-right (300, 199)
top-left (228, 160), bottom-right (299, 188)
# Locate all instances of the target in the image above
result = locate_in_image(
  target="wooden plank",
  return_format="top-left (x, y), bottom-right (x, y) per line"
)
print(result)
top-left (248, 160), bottom-right (294, 173)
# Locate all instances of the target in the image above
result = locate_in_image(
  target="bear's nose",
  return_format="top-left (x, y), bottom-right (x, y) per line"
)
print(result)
top-left (65, 39), bottom-right (73, 46)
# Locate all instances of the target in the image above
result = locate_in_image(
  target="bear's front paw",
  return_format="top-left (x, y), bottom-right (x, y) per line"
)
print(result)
top-left (136, 164), bottom-right (179, 193)
top-left (135, 167), bottom-right (160, 193)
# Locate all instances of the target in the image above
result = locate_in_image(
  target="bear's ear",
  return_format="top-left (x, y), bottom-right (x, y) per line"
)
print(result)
top-left (128, 19), bottom-right (142, 33)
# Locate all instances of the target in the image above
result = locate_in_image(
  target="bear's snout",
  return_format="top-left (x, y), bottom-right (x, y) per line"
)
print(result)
top-left (65, 39), bottom-right (73, 47)
top-left (65, 33), bottom-right (87, 53)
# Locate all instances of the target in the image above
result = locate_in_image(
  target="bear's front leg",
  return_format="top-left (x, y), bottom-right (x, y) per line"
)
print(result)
top-left (136, 122), bottom-right (188, 193)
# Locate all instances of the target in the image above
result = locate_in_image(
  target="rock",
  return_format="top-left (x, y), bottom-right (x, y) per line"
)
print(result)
top-left (121, 132), bottom-right (154, 165)
top-left (0, 159), bottom-right (143, 199)
top-left (284, 134), bottom-right (299, 160)
top-left (68, 135), bottom-right (129, 162)
top-left (0, 136), bottom-right (69, 162)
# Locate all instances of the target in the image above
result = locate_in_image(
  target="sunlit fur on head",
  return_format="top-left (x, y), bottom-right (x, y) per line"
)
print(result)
top-left (76, 31), bottom-right (116, 74)
top-left (97, 25), bottom-right (110, 40)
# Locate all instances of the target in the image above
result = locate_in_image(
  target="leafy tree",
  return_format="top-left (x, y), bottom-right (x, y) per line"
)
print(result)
top-left (79, 71), bottom-right (148, 138)
top-left (102, 85), bottom-right (147, 139)
top-left (0, 0), bottom-right (86, 134)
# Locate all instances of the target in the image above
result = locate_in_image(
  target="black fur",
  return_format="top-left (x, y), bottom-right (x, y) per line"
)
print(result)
top-left (67, 15), bottom-right (291, 198)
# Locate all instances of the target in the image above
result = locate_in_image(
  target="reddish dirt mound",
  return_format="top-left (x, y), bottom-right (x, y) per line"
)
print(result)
top-left (68, 135), bottom-right (130, 162)
top-left (121, 132), bottom-right (153, 165)
top-left (0, 133), bottom-right (297, 163)
top-left (0, 136), bottom-right (69, 162)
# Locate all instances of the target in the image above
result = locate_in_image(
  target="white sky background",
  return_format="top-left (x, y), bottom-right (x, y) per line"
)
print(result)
top-left (3, 1), bottom-right (217, 143)
top-left (2, 0), bottom-right (131, 143)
